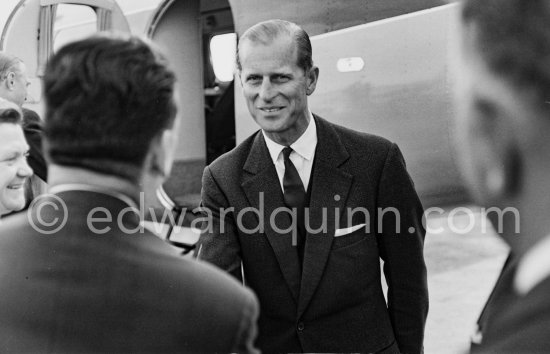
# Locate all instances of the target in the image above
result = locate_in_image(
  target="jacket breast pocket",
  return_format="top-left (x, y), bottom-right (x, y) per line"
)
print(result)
top-left (331, 226), bottom-right (369, 250)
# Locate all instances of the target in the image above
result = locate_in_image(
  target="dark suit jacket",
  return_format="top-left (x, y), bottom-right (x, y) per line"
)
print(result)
top-left (0, 190), bottom-right (259, 353)
top-left (199, 115), bottom-right (429, 353)
top-left (22, 108), bottom-right (47, 181)
top-left (472, 257), bottom-right (550, 354)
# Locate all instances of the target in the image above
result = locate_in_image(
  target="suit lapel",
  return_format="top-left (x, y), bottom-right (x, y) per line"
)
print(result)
top-left (298, 116), bottom-right (352, 317)
top-left (241, 132), bottom-right (301, 303)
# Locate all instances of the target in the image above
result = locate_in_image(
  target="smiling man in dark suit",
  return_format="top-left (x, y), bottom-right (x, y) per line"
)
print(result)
top-left (0, 34), bottom-right (259, 353)
top-left (198, 19), bottom-right (428, 353)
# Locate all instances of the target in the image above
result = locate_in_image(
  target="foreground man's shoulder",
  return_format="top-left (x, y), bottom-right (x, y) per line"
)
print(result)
top-left (183, 258), bottom-right (257, 303)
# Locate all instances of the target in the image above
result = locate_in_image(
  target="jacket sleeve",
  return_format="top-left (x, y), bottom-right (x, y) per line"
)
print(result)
top-left (197, 165), bottom-right (243, 282)
top-left (22, 109), bottom-right (47, 182)
top-left (376, 143), bottom-right (429, 354)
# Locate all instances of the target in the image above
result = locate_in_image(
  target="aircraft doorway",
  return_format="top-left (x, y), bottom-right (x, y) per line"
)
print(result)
top-left (147, 0), bottom-right (236, 201)
top-left (203, 18), bottom-right (237, 164)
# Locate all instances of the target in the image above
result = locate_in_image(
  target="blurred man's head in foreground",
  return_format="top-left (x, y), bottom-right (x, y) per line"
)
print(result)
top-left (43, 34), bottom-right (179, 187)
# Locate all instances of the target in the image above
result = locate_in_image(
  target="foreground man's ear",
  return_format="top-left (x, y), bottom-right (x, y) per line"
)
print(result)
top-left (501, 145), bottom-right (521, 198)
top-left (479, 112), bottom-right (522, 202)
top-left (149, 128), bottom-right (176, 178)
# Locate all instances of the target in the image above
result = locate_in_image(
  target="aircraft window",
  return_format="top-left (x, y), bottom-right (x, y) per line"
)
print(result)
top-left (117, 0), bottom-right (164, 12)
top-left (53, 4), bottom-right (97, 52)
top-left (117, 0), bottom-right (164, 34)
top-left (0, 1), bottom-right (19, 31)
top-left (210, 33), bottom-right (237, 82)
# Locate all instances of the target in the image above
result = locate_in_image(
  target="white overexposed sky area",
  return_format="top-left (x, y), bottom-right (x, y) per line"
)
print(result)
top-left (0, 0), bottom-right (165, 37)
top-left (0, 0), bottom-right (235, 81)
top-left (0, 0), bottom-right (20, 32)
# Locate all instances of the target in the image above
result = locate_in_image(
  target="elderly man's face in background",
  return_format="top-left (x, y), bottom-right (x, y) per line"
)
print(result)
top-left (0, 121), bottom-right (32, 215)
top-left (10, 62), bottom-right (30, 107)
top-left (0, 61), bottom-right (30, 107)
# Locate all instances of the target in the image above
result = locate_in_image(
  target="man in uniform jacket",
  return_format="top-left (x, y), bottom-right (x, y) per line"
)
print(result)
top-left (198, 19), bottom-right (428, 353)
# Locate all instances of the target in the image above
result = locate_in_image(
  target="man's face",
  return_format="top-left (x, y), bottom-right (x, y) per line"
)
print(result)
top-left (0, 123), bottom-right (32, 216)
top-left (10, 62), bottom-right (30, 107)
top-left (239, 35), bottom-right (317, 145)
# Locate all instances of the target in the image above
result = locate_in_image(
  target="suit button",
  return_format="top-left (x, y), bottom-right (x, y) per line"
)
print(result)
top-left (297, 322), bottom-right (305, 332)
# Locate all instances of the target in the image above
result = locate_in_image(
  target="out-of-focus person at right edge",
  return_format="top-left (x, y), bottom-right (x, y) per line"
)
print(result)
top-left (456, 0), bottom-right (550, 353)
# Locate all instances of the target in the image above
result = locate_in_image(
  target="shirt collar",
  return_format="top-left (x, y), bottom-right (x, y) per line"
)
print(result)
top-left (263, 110), bottom-right (317, 164)
top-left (48, 183), bottom-right (139, 211)
top-left (514, 234), bottom-right (550, 295)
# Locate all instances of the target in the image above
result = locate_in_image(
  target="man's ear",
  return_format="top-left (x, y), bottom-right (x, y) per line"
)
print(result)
top-left (149, 129), bottom-right (176, 178)
top-left (478, 116), bottom-right (522, 201)
top-left (306, 66), bottom-right (319, 96)
top-left (238, 72), bottom-right (244, 87)
top-left (6, 72), bottom-right (16, 90)
top-left (502, 145), bottom-right (521, 197)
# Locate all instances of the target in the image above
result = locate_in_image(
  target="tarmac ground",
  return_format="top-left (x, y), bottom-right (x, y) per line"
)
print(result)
top-left (422, 205), bottom-right (508, 354)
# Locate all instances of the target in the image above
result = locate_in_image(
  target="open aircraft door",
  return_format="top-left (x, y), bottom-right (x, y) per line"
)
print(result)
top-left (145, 0), bottom-right (219, 201)
top-left (0, 0), bottom-right (130, 113)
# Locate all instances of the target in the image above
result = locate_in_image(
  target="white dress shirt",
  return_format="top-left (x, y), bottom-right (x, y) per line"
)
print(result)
top-left (263, 112), bottom-right (317, 192)
top-left (514, 234), bottom-right (550, 295)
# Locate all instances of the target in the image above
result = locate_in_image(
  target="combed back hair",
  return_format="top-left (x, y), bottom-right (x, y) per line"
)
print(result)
top-left (0, 52), bottom-right (22, 80)
top-left (43, 34), bottom-right (177, 181)
top-left (0, 104), bottom-right (23, 125)
top-left (236, 19), bottom-right (313, 73)
top-left (0, 99), bottom-right (22, 125)
top-left (462, 0), bottom-right (550, 112)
